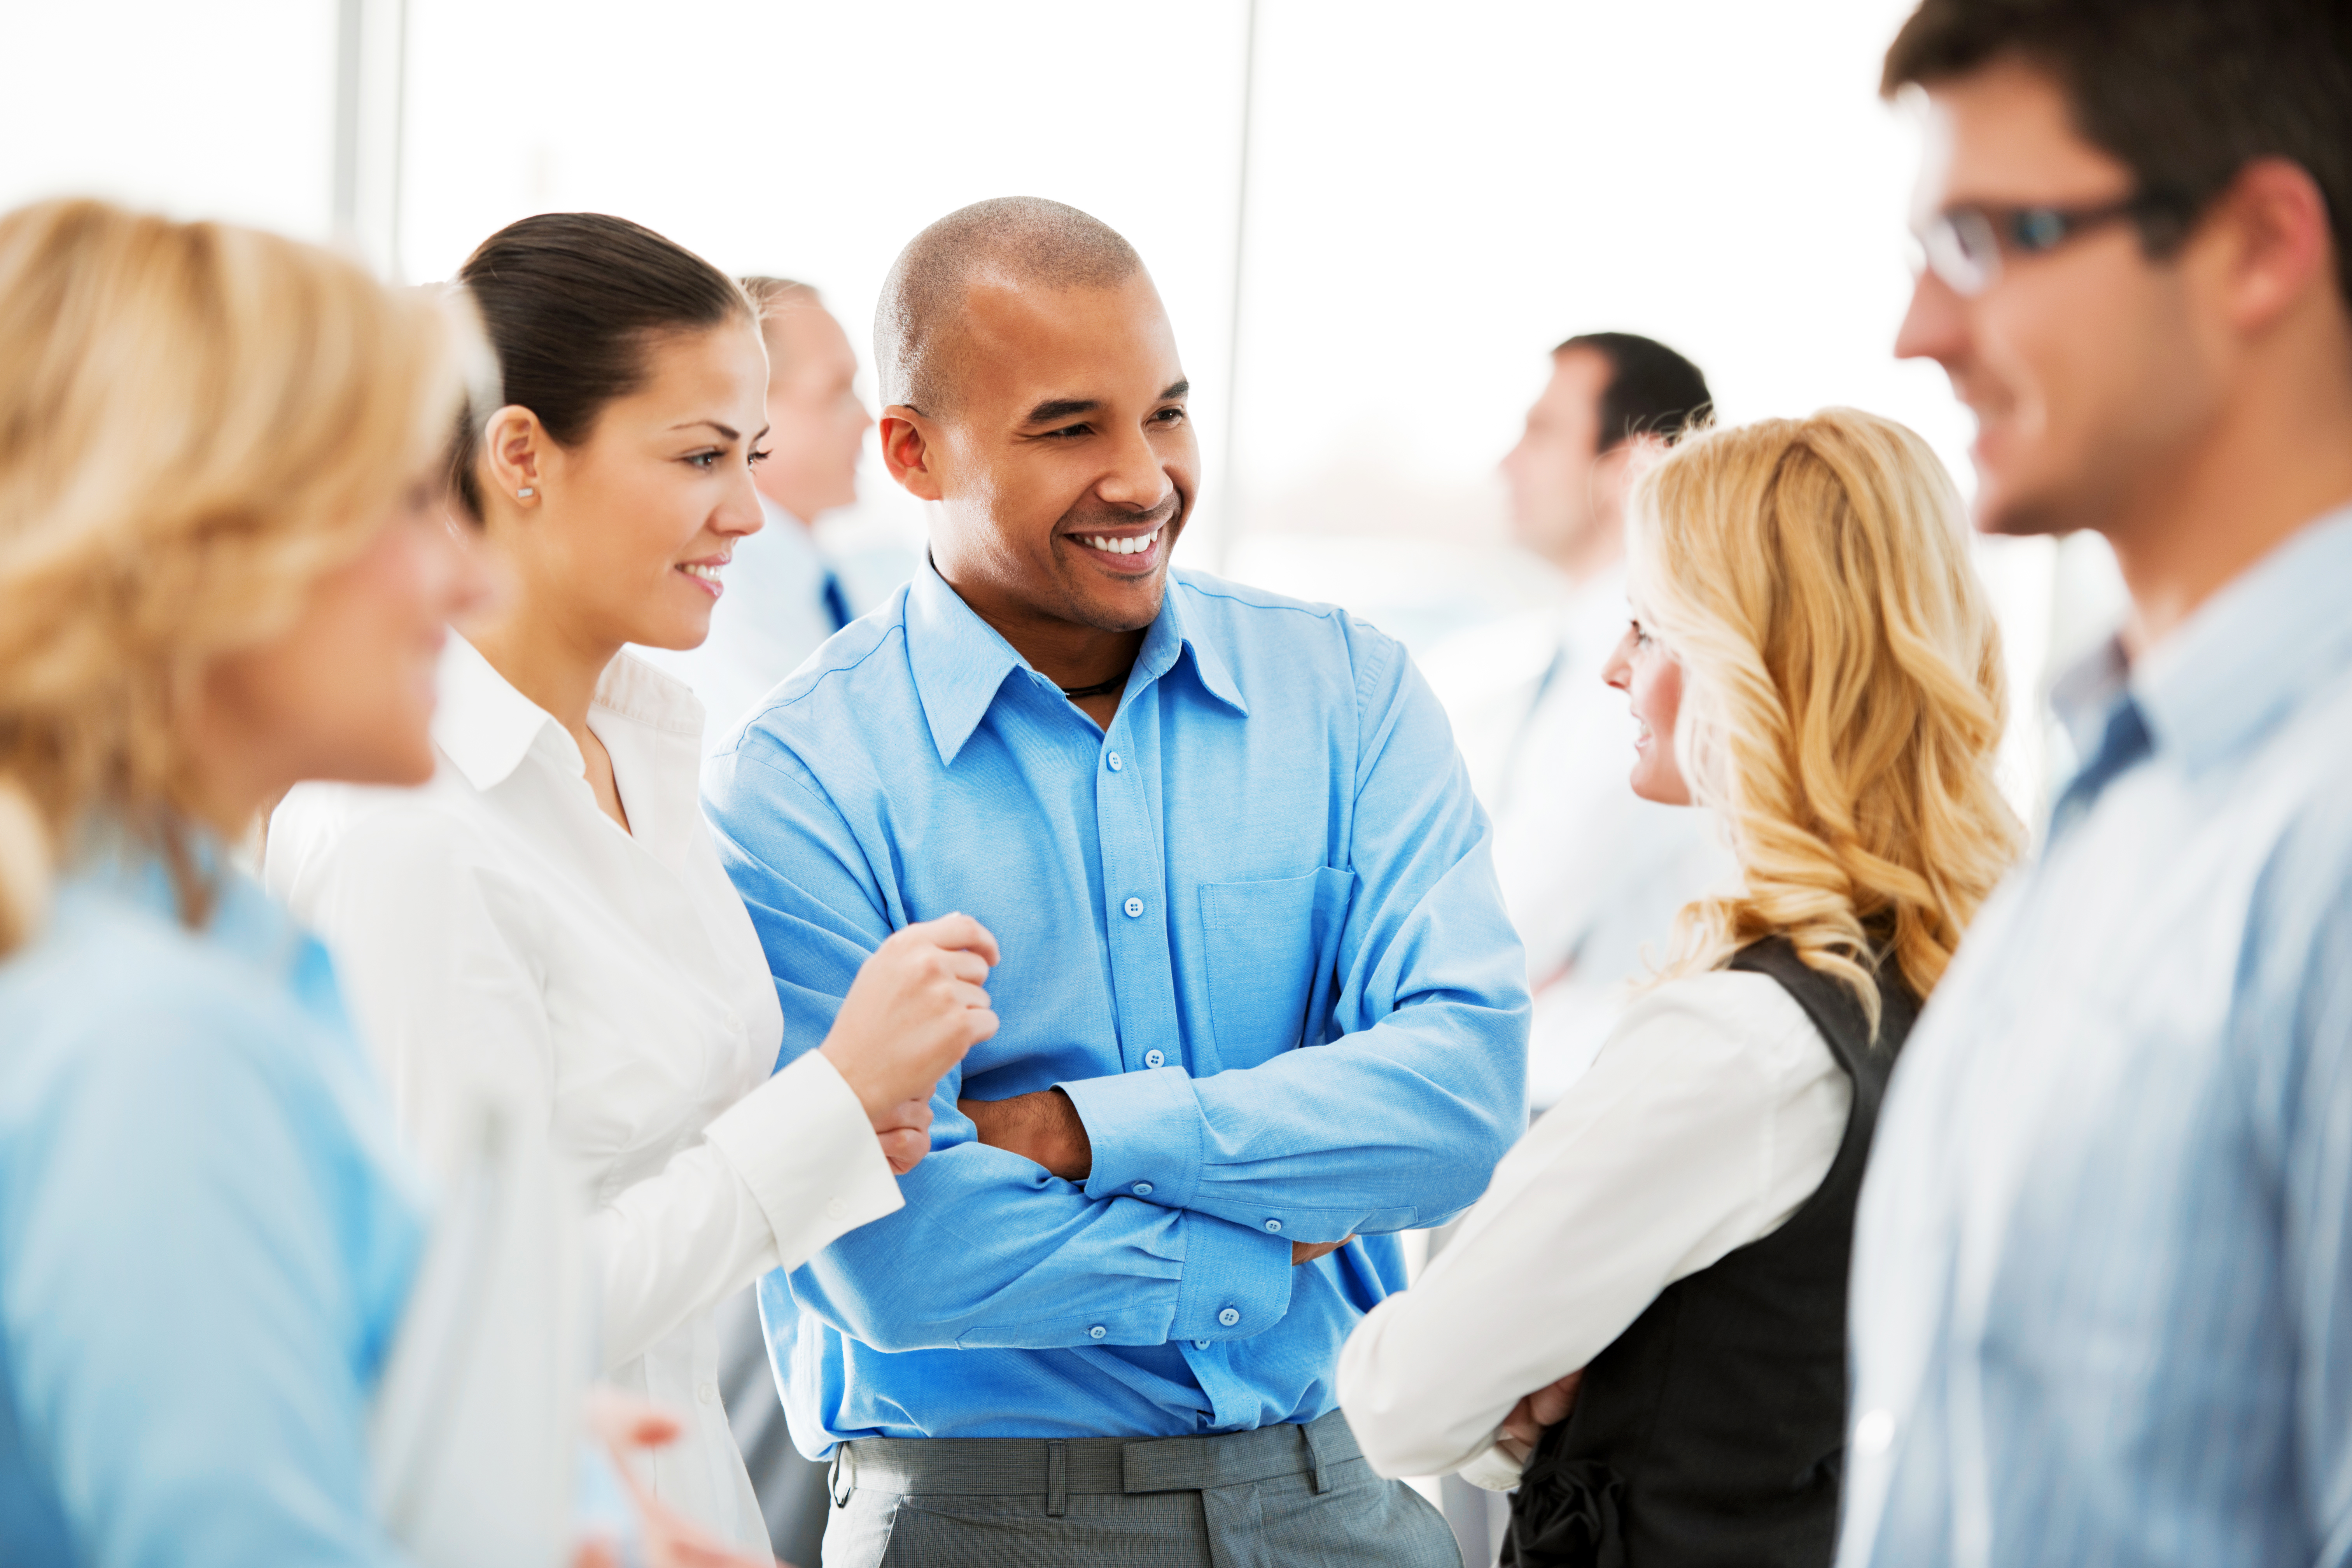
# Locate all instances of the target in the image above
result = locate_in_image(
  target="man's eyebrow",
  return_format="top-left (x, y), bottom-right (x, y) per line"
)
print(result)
top-left (1021, 383), bottom-right (1190, 425)
top-left (667, 419), bottom-right (741, 439)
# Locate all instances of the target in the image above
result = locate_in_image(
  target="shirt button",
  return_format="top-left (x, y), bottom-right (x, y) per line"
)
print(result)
top-left (1194, 1340), bottom-right (1211, 1351)
top-left (1217, 1307), bottom-right (1240, 1327)
top-left (1133, 1181), bottom-right (1154, 1195)
top-left (1107, 751), bottom-right (1124, 772)
top-left (696, 1380), bottom-right (720, 1406)
top-left (1143, 1049), bottom-right (1166, 1068)
top-left (1124, 896), bottom-right (1144, 919)
top-left (1853, 1408), bottom-right (1895, 1455)
top-left (1264, 1219), bottom-right (1282, 1233)
top-left (1088, 1325), bottom-right (1108, 1340)
top-left (826, 1196), bottom-right (849, 1220)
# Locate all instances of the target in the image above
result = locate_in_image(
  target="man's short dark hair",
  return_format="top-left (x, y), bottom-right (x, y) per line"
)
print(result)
top-left (875, 198), bottom-right (1143, 415)
top-left (1883, 0), bottom-right (2352, 304)
top-left (1556, 332), bottom-right (1713, 453)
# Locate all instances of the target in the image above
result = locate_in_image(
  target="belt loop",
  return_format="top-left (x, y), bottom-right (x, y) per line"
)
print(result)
top-left (829, 1443), bottom-right (856, 1507)
top-left (1046, 1440), bottom-right (1069, 1517)
top-left (1300, 1419), bottom-right (1333, 1494)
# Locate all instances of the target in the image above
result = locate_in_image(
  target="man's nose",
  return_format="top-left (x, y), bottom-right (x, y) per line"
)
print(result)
top-left (1895, 270), bottom-right (1969, 368)
top-left (1096, 423), bottom-right (1173, 512)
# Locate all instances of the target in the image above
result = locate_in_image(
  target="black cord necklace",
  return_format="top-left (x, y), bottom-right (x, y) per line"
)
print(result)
top-left (1059, 674), bottom-right (1127, 701)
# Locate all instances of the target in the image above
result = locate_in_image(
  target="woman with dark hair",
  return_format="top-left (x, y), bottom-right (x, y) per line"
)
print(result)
top-left (266, 213), bottom-right (1001, 1549)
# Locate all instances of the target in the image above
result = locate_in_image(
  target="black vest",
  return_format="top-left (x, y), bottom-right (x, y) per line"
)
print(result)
top-left (1503, 938), bottom-right (1918, 1568)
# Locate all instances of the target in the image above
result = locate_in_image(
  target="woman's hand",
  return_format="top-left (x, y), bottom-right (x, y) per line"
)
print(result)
top-left (1495, 1370), bottom-right (1585, 1466)
top-left (576, 1390), bottom-right (782, 1568)
top-left (874, 1097), bottom-right (934, 1176)
top-left (820, 914), bottom-right (1001, 1126)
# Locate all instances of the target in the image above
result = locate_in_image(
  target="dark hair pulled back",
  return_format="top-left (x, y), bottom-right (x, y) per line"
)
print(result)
top-left (450, 212), bottom-right (749, 519)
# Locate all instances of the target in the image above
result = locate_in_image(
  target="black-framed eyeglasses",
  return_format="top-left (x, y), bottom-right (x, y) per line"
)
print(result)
top-left (1913, 192), bottom-right (2189, 297)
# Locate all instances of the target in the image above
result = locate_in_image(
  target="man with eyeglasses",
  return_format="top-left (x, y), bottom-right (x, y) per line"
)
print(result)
top-left (1838, 2), bottom-right (2352, 1565)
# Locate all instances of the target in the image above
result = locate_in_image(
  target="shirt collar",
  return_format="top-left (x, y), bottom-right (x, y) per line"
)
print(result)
top-left (2052, 502), bottom-right (2352, 773)
top-left (905, 560), bottom-right (1249, 768)
top-left (432, 631), bottom-right (564, 791)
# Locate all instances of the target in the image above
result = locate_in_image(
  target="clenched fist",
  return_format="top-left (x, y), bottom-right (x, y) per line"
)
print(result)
top-left (820, 914), bottom-right (1002, 1146)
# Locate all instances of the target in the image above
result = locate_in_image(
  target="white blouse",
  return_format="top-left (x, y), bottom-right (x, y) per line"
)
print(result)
top-left (267, 633), bottom-right (900, 1550)
top-left (1335, 969), bottom-right (1851, 1488)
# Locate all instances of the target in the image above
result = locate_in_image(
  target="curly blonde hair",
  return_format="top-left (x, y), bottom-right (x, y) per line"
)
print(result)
top-left (0, 200), bottom-right (464, 956)
top-left (1631, 408), bottom-right (2023, 1032)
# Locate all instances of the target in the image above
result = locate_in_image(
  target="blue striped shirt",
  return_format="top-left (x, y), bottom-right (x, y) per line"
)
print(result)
top-left (1839, 505), bottom-right (2352, 1567)
top-left (702, 562), bottom-right (1528, 1445)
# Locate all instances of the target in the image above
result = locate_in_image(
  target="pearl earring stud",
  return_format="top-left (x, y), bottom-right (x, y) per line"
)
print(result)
top-left (517, 487), bottom-right (534, 499)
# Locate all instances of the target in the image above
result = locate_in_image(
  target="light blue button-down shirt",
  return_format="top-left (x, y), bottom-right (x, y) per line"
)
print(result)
top-left (1839, 505), bottom-right (2352, 1568)
top-left (704, 563), bottom-right (1528, 1444)
top-left (0, 852), bottom-right (424, 1566)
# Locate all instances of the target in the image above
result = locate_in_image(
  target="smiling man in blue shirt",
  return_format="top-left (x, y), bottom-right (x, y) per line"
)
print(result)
top-left (702, 197), bottom-right (1522, 1565)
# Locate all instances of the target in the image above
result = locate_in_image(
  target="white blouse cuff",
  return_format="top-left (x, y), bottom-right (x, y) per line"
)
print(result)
top-left (704, 1050), bottom-right (903, 1270)
top-left (1457, 1440), bottom-right (1529, 1494)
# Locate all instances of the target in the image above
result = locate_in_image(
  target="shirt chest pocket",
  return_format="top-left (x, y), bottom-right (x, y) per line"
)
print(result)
top-left (1197, 867), bottom-right (1357, 1068)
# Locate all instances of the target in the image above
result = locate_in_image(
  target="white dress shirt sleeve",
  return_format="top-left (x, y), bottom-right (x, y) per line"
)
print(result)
top-left (271, 799), bottom-right (898, 1372)
top-left (1335, 969), bottom-right (1850, 1481)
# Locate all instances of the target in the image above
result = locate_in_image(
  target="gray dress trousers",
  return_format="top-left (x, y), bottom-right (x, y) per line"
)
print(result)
top-left (820, 1408), bottom-right (1463, 1568)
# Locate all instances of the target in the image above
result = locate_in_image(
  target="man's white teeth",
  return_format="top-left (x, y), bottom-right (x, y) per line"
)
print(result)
top-left (1084, 529), bottom-right (1160, 556)
top-left (681, 562), bottom-right (724, 582)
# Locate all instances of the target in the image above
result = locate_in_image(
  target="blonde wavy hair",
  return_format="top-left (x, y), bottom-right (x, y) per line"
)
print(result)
top-left (0, 200), bottom-right (464, 957)
top-left (1631, 408), bottom-right (2023, 1032)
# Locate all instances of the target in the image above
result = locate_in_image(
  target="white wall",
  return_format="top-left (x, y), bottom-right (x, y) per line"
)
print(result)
top-left (0, 0), bottom-right (2121, 810)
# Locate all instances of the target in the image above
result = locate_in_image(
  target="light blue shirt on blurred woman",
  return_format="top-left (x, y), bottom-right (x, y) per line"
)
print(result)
top-left (703, 562), bottom-right (1528, 1448)
top-left (0, 852), bottom-right (422, 1566)
top-left (1839, 504), bottom-right (2352, 1567)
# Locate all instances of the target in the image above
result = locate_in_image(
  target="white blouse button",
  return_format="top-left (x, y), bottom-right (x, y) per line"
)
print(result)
top-left (1107, 751), bottom-right (1124, 772)
top-left (1217, 1307), bottom-right (1240, 1327)
top-left (696, 1380), bottom-right (720, 1406)
top-left (1124, 896), bottom-right (1145, 919)
top-left (826, 1196), bottom-right (849, 1220)
top-left (1143, 1049), bottom-right (1166, 1068)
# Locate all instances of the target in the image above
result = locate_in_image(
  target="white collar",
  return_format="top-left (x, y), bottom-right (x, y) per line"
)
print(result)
top-left (431, 632), bottom-right (704, 793)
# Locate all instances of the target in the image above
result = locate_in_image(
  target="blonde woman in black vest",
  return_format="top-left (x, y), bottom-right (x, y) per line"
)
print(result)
top-left (1337, 408), bottom-right (2023, 1567)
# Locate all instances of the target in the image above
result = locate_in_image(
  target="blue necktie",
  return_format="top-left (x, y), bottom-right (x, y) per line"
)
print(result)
top-left (2049, 695), bottom-right (2152, 838)
top-left (820, 570), bottom-right (852, 634)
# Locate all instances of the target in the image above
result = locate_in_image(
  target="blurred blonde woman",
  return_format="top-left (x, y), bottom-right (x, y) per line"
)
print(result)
top-left (0, 199), bottom-right (489, 1564)
top-left (1337, 409), bottom-right (2023, 1568)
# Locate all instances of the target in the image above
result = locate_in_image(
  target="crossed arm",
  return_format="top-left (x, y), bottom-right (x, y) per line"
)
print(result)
top-left (703, 665), bottom-right (1528, 1353)
top-left (958, 1088), bottom-right (1349, 1265)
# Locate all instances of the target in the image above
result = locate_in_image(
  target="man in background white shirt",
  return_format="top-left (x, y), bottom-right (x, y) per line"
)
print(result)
top-left (1424, 332), bottom-right (1734, 1114)
top-left (636, 277), bottom-right (900, 747)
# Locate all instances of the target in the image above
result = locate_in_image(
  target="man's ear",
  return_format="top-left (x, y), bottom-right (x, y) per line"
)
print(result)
top-left (880, 407), bottom-right (945, 501)
top-left (2208, 156), bottom-right (2336, 340)
top-left (1596, 432), bottom-right (1670, 514)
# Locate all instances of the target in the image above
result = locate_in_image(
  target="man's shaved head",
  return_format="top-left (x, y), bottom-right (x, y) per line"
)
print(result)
top-left (876, 197), bottom-right (1143, 415)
